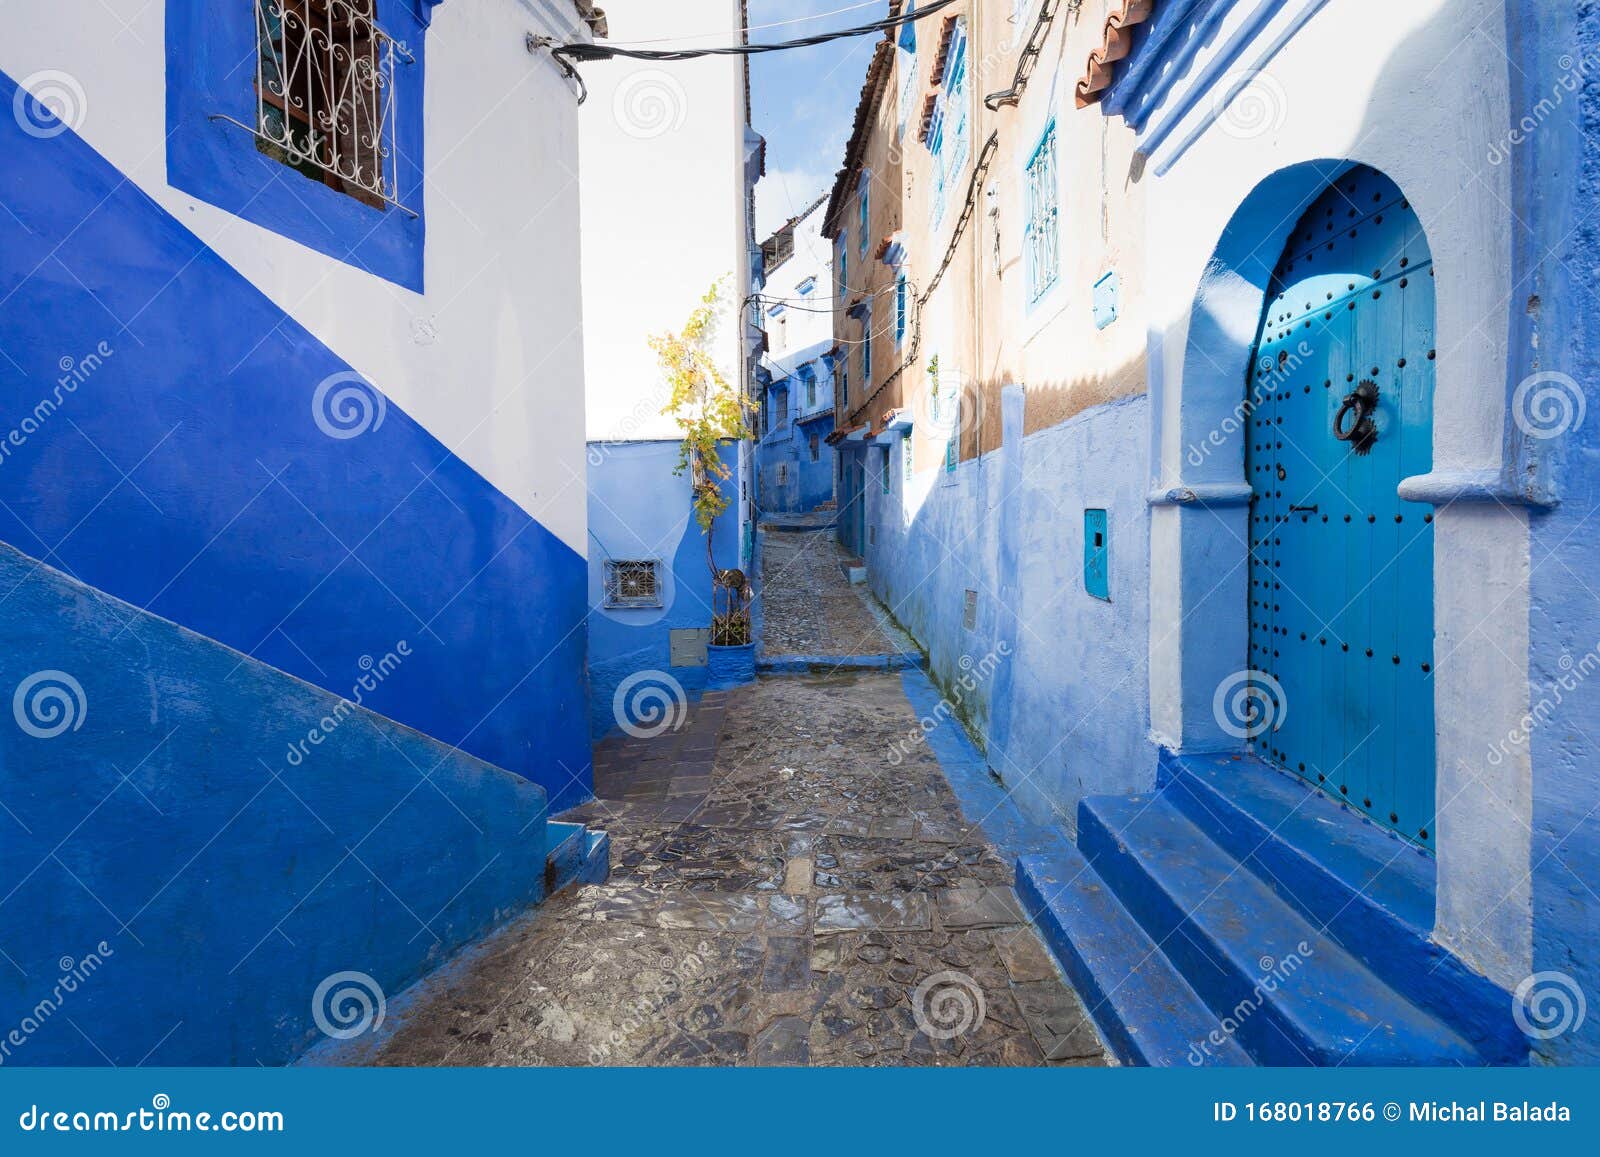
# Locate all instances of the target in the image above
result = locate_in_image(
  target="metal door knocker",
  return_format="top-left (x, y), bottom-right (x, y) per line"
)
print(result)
top-left (1334, 379), bottom-right (1380, 455)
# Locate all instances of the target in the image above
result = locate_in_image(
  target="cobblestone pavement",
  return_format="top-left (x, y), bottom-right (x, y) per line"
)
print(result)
top-left (360, 672), bottom-right (1110, 1067)
top-left (759, 528), bottom-right (905, 658)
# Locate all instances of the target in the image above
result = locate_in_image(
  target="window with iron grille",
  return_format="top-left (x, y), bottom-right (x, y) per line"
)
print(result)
top-left (810, 433), bottom-right (820, 461)
top-left (928, 20), bottom-right (970, 226)
top-left (895, 273), bottom-right (908, 345)
top-left (604, 560), bottom-right (663, 608)
top-left (250, 0), bottom-right (413, 214)
top-left (1025, 120), bottom-right (1060, 303)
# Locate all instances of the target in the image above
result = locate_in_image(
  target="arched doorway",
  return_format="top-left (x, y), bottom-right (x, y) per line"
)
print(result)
top-left (1244, 164), bottom-right (1436, 847)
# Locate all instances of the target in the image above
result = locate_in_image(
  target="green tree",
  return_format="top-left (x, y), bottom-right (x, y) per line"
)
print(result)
top-left (653, 277), bottom-right (753, 644)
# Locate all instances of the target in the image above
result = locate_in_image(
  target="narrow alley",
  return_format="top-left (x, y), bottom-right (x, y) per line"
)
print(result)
top-left (355, 529), bottom-right (1108, 1067)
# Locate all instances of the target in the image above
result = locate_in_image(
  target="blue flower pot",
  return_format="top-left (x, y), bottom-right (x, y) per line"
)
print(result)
top-left (707, 642), bottom-right (756, 688)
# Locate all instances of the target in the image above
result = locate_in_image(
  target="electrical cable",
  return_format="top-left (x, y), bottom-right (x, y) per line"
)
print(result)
top-left (549, 0), bottom-right (959, 63)
top-left (605, 1), bottom-right (892, 48)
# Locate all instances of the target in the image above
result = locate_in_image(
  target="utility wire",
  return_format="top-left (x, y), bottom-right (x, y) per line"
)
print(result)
top-left (549, 0), bottom-right (958, 63)
top-left (606, 1), bottom-right (891, 47)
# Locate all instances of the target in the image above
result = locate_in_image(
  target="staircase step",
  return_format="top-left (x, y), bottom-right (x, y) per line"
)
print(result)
top-left (544, 822), bottom-right (586, 896)
top-left (1078, 793), bottom-right (1484, 1066)
top-left (1158, 751), bottom-right (1522, 1063)
top-left (579, 830), bottom-right (611, 886)
top-left (1017, 850), bottom-right (1253, 1067)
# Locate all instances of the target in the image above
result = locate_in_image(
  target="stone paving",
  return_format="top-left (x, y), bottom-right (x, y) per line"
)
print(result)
top-left (358, 531), bottom-right (1108, 1068)
top-left (759, 527), bottom-right (904, 658)
top-left (362, 674), bottom-right (1107, 1067)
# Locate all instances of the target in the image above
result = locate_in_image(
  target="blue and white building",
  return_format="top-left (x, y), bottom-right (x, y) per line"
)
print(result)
top-left (0, 0), bottom-right (607, 1065)
top-left (579, 0), bottom-right (762, 737)
top-left (756, 196), bottom-right (838, 517)
top-left (838, 0), bottom-right (1600, 1065)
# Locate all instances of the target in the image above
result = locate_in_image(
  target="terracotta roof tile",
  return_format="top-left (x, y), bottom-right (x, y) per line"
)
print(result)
top-left (1075, 0), bottom-right (1155, 109)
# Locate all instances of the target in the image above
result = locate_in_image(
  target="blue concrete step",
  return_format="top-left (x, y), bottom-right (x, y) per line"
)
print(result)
top-left (1157, 751), bottom-right (1523, 1064)
top-left (544, 822), bottom-right (609, 896)
top-left (1078, 793), bottom-right (1484, 1066)
top-left (579, 830), bottom-right (611, 886)
top-left (1016, 849), bottom-right (1253, 1067)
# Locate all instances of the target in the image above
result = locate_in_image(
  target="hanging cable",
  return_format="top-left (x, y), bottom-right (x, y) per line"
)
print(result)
top-left (548, 0), bottom-right (960, 63)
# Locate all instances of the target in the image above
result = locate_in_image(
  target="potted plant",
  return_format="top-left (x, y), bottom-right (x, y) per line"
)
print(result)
top-left (653, 278), bottom-right (756, 687)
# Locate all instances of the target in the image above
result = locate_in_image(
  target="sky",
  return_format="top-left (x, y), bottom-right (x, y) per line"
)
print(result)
top-left (746, 1), bottom-right (892, 239)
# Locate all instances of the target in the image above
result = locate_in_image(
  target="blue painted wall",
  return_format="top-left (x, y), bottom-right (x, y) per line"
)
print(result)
top-left (756, 379), bottom-right (836, 515)
top-left (0, 69), bottom-right (592, 811)
top-left (864, 393), bottom-right (1153, 830)
top-left (586, 440), bottom-right (744, 739)
top-left (0, 540), bottom-right (549, 1066)
top-left (1514, 0), bottom-right (1600, 1066)
top-left (164, 0), bottom-right (427, 289)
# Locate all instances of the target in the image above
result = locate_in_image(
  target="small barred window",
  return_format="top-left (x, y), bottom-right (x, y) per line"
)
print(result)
top-left (604, 560), bottom-right (662, 608)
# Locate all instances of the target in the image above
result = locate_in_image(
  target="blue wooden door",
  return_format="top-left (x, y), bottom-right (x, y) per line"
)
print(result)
top-left (1245, 166), bottom-right (1436, 847)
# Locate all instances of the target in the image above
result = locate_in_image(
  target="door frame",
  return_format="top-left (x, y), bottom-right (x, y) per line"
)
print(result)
top-left (1145, 159), bottom-right (1538, 990)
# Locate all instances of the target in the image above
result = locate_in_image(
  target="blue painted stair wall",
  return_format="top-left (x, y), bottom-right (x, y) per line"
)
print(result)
top-left (0, 540), bottom-right (578, 1065)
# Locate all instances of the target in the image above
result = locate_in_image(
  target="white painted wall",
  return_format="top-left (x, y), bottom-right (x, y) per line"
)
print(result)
top-left (578, 0), bottom-right (749, 443)
top-left (0, 0), bottom-right (593, 555)
top-left (1137, 0), bottom-right (1529, 986)
top-left (761, 199), bottom-right (835, 389)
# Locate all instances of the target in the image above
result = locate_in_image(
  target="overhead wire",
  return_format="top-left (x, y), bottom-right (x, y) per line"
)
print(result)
top-left (545, 0), bottom-right (959, 63)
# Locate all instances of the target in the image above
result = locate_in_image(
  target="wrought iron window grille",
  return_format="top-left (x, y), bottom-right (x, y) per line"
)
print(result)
top-left (210, 1), bottom-right (419, 218)
top-left (605, 560), bottom-right (663, 608)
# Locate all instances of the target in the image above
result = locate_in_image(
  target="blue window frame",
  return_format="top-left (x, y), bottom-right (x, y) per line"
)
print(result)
top-left (881, 446), bottom-right (892, 493)
top-left (897, 2), bottom-right (918, 134)
top-left (858, 172), bottom-right (872, 258)
top-left (837, 239), bottom-right (848, 302)
top-left (1024, 120), bottom-right (1060, 304)
top-left (928, 20), bottom-right (970, 227)
top-left (797, 276), bottom-right (816, 296)
top-left (895, 273), bottom-right (908, 345)
top-left (165, 0), bottom-right (428, 291)
top-left (860, 305), bottom-right (872, 387)
top-left (800, 365), bottom-right (818, 410)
